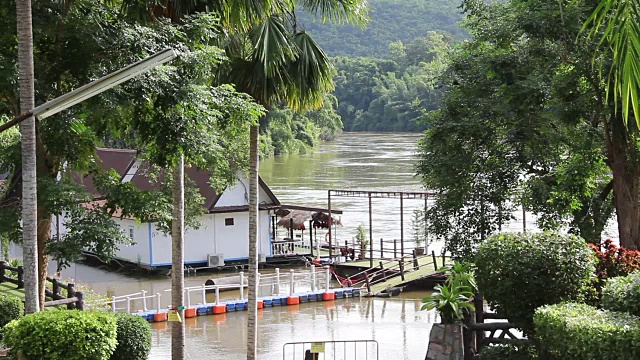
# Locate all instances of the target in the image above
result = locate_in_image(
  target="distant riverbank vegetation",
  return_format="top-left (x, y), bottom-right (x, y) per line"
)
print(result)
top-left (258, 0), bottom-right (465, 156)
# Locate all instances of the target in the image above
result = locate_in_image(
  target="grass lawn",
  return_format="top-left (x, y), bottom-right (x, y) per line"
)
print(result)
top-left (0, 282), bottom-right (24, 300)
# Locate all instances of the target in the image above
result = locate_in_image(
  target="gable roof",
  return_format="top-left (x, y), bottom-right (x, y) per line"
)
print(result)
top-left (85, 148), bottom-right (280, 212)
top-left (79, 148), bottom-right (137, 196)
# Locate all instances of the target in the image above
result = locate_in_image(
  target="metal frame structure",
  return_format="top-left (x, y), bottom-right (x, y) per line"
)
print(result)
top-left (283, 340), bottom-right (379, 360)
top-left (327, 190), bottom-right (435, 267)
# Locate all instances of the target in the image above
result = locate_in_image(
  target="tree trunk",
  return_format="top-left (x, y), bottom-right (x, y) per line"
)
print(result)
top-left (171, 154), bottom-right (185, 360)
top-left (606, 114), bottom-right (640, 249)
top-left (37, 210), bottom-right (50, 309)
top-left (16, 0), bottom-right (40, 314)
top-left (247, 125), bottom-right (259, 360)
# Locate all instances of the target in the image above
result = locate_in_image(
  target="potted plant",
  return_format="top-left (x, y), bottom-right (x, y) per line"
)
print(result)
top-left (411, 210), bottom-right (427, 255)
top-left (422, 262), bottom-right (476, 360)
top-left (354, 225), bottom-right (368, 260)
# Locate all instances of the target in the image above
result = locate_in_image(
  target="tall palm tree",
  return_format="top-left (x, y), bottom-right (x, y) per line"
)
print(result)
top-left (586, 0), bottom-right (640, 126)
top-left (216, 5), bottom-right (368, 359)
top-left (15, 0), bottom-right (40, 314)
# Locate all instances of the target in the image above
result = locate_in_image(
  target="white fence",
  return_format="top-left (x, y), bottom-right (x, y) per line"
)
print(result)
top-left (110, 266), bottom-right (333, 313)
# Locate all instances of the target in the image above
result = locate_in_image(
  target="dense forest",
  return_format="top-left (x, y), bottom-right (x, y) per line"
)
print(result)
top-left (301, 0), bottom-right (465, 58)
top-left (264, 0), bottom-right (464, 153)
top-left (334, 31), bottom-right (451, 132)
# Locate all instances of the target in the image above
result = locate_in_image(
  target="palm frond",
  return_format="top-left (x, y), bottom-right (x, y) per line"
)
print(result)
top-left (584, 0), bottom-right (640, 127)
top-left (285, 31), bottom-right (335, 110)
top-left (250, 16), bottom-right (298, 78)
top-left (299, 0), bottom-right (369, 26)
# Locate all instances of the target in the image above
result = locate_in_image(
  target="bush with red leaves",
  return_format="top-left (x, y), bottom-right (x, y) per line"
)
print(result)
top-left (589, 239), bottom-right (640, 285)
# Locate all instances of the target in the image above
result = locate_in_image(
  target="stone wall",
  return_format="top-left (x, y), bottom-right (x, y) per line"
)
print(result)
top-left (425, 324), bottom-right (463, 360)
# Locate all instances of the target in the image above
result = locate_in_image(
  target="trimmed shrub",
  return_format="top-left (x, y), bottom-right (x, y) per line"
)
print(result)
top-left (111, 313), bottom-right (152, 360)
top-left (479, 345), bottom-right (537, 360)
top-left (602, 271), bottom-right (640, 316)
top-left (0, 294), bottom-right (23, 328)
top-left (475, 232), bottom-right (595, 334)
top-left (3, 310), bottom-right (117, 360)
top-left (534, 303), bottom-right (640, 360)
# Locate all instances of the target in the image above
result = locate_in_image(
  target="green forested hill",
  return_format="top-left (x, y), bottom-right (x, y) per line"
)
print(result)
top-left (300, 0), bottom-right (465, 57)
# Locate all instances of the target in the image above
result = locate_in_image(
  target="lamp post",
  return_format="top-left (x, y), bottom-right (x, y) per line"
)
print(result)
top-left (0, 48), bottom-right (176, 133)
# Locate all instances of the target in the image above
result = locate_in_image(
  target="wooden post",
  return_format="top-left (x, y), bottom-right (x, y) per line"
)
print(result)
top-left (398, 260), bottom-right (405, 281)
top-left (394, 240), bottom-right (397, 259)
top-left (431, 250), bottom-right (438, 270)
top-left (17, 266), bottom-right (24, 289)
top-left (75, 291), bottom-right (84, 311)
top-left (369, 193), bottom-right (373, 268)
top-left (67, 283), bottom-right (76, 310)
top-left (0, 261), bottom-right (5, 283)
top-left (400, 193), bottom-right (404, 258)
top-left (379, 261), bottom-right (386, 280)
top-left (412, 249), bottom-right (419, 269)
top-left (364, 274), bottom-right (371, 294)
top-left (474, 293), bottom-right (485, 347)
top-left (52, 278), bottom-right (60, 299)
top-left (380, 238), bottom-right (384, 258)
top-left (310, 220), bottom-right (314, 257)
top-left (463, 311), bottom-right (474, 360)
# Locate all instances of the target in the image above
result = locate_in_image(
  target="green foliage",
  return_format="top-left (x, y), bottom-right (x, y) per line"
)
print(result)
top-left (535, 303), bottom-right (640, 360)
top-left (261, 94), bottom-right (343, 157)
top-left (0, 0), bottom-right (264, 270)
top-left (300, 0), bottom-right (466, 57)
top-left (440, 262), bottom-right (477, 293)
top-left (584, 0), bottom-right (640, 127)
top-left (333, 31), bottom-right (451, 132)
top-left (417, 0), bottom-right (619, 250)
top-left (0, 294), bottom-right (23, 330)
top-left (421, 280), bottom-right (475, 324)
top-left (3, 310), bottom-right (118, 360)
top-left (354, 225), bottom-right (368, 249)
top-left (602, 271), bottom-right (640, 317)
top-left (111, 313), bottom-right (152, 360)
top-left (479, 345), bottom-right (538, 360)
top-left (475, 232), bottom-right (595, 334)
top-left (410, 210), bottom-right (428, 248)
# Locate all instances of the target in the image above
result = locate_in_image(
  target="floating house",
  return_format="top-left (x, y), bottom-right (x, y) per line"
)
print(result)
top-left (57, 148), bottom-right (341, 269)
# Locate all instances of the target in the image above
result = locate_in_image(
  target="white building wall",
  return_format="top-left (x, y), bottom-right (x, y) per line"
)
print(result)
top-left (112, 218), bottom-right (151, 265)
top-left (110, 210), bottom-right (272, 267)
top-left (215, 178), bottom-right (276, 207)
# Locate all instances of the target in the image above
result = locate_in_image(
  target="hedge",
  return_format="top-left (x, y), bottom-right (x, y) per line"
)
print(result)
top-left (475, 232), bottom-right (595, 333)
top-left (3, 310), bottom-right (117, 360)
top-left (111, 313), bottom-right (152, 360)
top-left (534, 303), bottom-right (640, 360)
top-left (479, 345), bottom-right (537, 360)
top-left (602, 271), bottom-right (640, 316)
top-left (0, 294), bottom-right (23, 329)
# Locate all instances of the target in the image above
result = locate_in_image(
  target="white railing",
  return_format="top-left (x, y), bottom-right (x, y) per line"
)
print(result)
top-left (110, 267), bottom-right (334, 313)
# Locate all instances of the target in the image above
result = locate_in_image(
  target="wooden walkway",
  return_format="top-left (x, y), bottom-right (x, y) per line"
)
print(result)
top-left (333, 253), bottom-right (449, 296)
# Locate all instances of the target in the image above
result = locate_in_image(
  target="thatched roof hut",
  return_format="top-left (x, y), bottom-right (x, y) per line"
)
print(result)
top-left (276, 208), bottom-right (342, 230)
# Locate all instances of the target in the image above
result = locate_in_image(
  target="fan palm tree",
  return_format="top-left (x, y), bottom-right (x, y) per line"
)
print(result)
top-left (586, 0), bottom-right (640, 127)
top-left (216, 5), bottom-right (367, 359)
top-left (15, 0), bottom-right (40, 314)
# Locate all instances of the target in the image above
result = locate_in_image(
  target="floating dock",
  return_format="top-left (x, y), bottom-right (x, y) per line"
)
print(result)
top-left (131, 287), bottom-right (361, 322)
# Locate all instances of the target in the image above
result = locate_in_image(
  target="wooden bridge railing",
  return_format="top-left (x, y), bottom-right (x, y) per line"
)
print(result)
top-left (462, 294), bottom-right (529, 359)
top-left (345, 250), bottom-right (441, 293)
top-left (0, 261), bottom-right (84, 310)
